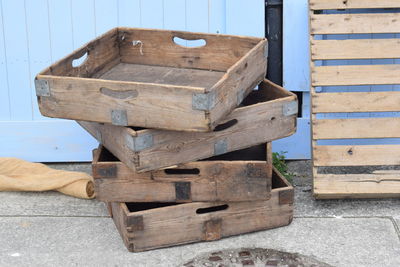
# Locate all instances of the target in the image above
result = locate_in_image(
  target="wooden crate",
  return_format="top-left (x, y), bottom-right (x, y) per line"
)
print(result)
top-left (80, 79), bottom-right (297, 172)
top-left (92, 144), bottom-right (272, 203)
top-left (309, 0), bottom-right (400, 199)
top-left (35, 28), bottom-right (267, 132)
top-left (108, 167), bottom-right (293, 252)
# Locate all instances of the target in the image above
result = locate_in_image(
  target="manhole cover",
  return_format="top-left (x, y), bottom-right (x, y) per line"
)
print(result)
top-left (180, 248), bottom-right (332, 267)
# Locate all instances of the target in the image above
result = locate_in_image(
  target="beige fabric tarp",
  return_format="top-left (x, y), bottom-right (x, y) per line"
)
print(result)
top-left (0, 158), bottom-right (94, 199)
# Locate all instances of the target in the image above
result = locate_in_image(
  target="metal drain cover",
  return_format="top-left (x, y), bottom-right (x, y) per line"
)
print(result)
top-left (180, 248), bottom-right (332, 267)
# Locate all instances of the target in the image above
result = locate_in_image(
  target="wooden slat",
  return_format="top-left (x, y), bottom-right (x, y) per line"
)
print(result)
top-left (313, 118), bottom-right (400, 139)
top-left (314, 145), bottom-right (400, 166)
top-left (312, 65), bottom-right (400, 86)
top-left (314, 173), bottom-right (400, 199)
top-left (312, 91), bottom-right (400, 113)
top-left (310, 13), bottom-right (400, 34)
top-left (310, 0), bottom-right (400, 10)
top-left (311, 39), bottom-right (400, 60)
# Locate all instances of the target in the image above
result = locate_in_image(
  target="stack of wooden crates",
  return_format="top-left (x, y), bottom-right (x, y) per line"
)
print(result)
top-left (34, 28), bottom-right (298, 252)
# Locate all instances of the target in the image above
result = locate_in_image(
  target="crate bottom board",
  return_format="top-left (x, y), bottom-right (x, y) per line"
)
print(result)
top-left (109, 167), bottom-right (294, 252)
top-left (99, 62), bottom-right (224, 89)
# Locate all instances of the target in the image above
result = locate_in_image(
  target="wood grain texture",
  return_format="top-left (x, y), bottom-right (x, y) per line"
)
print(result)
top-left (80, 79), bottom-right (297, 172)
top-left (109, 167), bottom-right (293, 252)
top-left (309, 2), bottom-right (400, 199)
top-left (39, 76), bottom-right (207, 131)
top-left (37, 27), bottom-right (267, 132)
top-left (309, 0), bottom-right (400, 10)
top-left (313, 118), bottom-right (400, 139)
top-left (314, 174), bottom-right (400, 199)
top-left (312, 91), bottom-right (400, 113)
top-left (312, 65), bottom-right (400, 86)
top-left (92, 145), bottom-right (272, 202)
top-left (314, 145), bottom-right (400, 166)
top-left (99, 63), bottom-right (224, 89)
top-left (310, 13), bottom-right (400, 34)
top-left (208, 40), bottom-right (267, 128)
top-left (42, 28), bottom-right (119, 77)
top-left (311, 39), bottom-right (400, 60)
top-left (118, 27), bottom-right (265, 72)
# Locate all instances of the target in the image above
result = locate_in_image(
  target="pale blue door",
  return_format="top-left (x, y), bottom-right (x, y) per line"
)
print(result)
top-left (1, 0), bottom-right (303, 161)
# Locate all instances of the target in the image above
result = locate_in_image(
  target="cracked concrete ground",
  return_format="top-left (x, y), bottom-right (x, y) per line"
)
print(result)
top-left (1, 161), bottom-right (399, 267)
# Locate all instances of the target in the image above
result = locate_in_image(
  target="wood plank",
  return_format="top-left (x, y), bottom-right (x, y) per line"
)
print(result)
top-left (119, 27), bottom-right (264, 72)
top-left (39, 76), bottom-right (208, 132)
top-left (311, 39), bottom-right (400, 60)
top-left (314, 173), bottom-right (400, 199)
top-left (312, 91), bottom-right (400, 113)
top-left (208, 41), bottom-right (267, 127)
top-left (99, 63), bottom-right (224, 89)
top-left (310, 13), bottom-right (400, 34)
top-left (110, 168), bottom-right (293, 252)
top-left (313, 118), bottom-right (400, 139)
top-left (310, 0), bottom-right (400, 10)
top-left (80, 81), bottom-right (296, 172)
top-left (93, 145), bottom-right (271, 203)
top-left (312, 65), bottom-right (400, 86)
top-left (314, 145), bottom-right (400, 166)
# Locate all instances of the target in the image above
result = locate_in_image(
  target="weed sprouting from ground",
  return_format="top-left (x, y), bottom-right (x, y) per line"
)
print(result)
top-left (272, 151), bottom-right (293, 184)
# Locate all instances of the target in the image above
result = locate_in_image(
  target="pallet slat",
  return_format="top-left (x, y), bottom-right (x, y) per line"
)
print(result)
top-left (310, 13), bottom-right (400, 34)
top-left (312, 65), bottom-right (400, 86)
top-left (313, 118), bottom-right (400, 139)
top-left (311, 39), bottom-right (400, 60)
top-left (314, 173), bottom-right (400, 199)
top-left (314, 145), bottom-right (400, 166)
top-left (312, 91), bottom-right (400, 113)
top-left (310, 0), bottom-right (400, 10)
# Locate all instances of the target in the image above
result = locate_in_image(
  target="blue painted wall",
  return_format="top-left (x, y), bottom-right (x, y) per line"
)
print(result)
top-left (2, 0), bottom-right (291, 162)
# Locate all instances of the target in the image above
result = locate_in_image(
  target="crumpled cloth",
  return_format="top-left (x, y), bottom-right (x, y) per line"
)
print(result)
top-left (0, 158), bottom-right (94, 199)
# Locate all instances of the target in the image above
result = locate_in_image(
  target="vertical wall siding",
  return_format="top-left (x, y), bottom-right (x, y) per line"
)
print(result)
top-left (0, 0), bottom-right (265, 161)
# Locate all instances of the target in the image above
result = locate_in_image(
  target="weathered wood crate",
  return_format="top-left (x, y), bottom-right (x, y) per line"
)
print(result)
top-left (309, 0), bottom-right (400, 199)
top-left (92, 144), bottom-right (272, 203)
top-left (35, 27), bottom-right (267, 132)
top-left (80, 79), bottom-right (297, 172)
top-left (108, 167), bottom-right (293, 252)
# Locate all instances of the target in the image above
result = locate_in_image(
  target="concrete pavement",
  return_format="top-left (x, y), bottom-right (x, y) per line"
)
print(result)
top-left (0, 161), bottom-right (399, 267)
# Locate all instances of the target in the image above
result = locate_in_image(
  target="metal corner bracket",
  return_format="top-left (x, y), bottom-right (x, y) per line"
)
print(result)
top-left (126, 133), bottom-right (153, 152)
top-left (35, 79), bottom-right (50, 97)
top-left (192, 92), bottom-right (216, 111)
top-left (283, 101), bottom-right (298, 117)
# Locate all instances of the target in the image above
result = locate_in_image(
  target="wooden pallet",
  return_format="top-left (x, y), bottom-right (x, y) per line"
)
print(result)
top-left (108, 167), bottom-right (293, 252)
top-left (309, 0), bottom-right (400, 198)
top-left (35, 28), bottom-right (267, 132)
top-left (80, 79), bottom-right (297, 172)
top-left (92, 144), bottom-right (272, 203)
